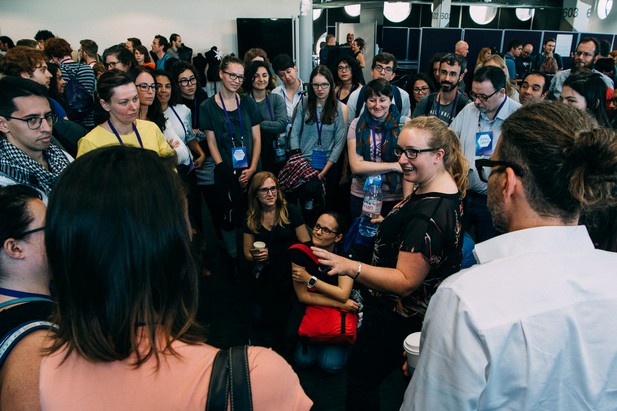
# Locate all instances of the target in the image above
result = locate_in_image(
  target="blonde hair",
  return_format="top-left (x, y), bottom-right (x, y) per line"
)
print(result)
top-left (475, 47), bottom-right (491, 68)
top-left (403, 117), bottom-right (469, 197)
top-left (482, 54), bottom-right (517, 98)
top-left (246, 171), bottom-right (290, 233)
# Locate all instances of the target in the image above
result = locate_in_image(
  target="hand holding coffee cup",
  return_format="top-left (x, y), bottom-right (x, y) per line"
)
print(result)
top-left (403, 332), bottom-right (421, 374)
top-left (250, 241), bottom-right (269, 262)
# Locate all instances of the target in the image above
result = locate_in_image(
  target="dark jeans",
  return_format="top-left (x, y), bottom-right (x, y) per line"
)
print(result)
top-left (345, 297), bottom-right (423, 411)
top-left (464, 191), bottom-right (498, 243)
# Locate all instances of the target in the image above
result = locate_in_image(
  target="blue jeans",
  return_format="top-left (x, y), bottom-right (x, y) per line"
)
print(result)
top-left (294, 340), bottom-right (350, 374)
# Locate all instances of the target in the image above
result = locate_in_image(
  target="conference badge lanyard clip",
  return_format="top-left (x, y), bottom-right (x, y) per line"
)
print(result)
top-left (108, 120), bottom-right (144, 148)
top-left (220, 92), bottom-right (248, 169)
top-left (312, 116), bottom-right (327, 170)
top-left (475, 95), bottom-right (507, 158)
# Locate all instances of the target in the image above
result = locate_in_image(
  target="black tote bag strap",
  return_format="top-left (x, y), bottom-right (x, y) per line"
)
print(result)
top-left (205, 346), bottom-right (252, 411)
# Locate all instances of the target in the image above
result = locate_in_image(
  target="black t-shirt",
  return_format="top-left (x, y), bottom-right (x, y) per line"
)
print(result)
top-left (371, 191), bottom-right (463, 317)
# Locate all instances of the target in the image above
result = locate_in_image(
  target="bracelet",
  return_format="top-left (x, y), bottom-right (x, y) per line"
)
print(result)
top-left (353, 262), bottom-right (362, 280)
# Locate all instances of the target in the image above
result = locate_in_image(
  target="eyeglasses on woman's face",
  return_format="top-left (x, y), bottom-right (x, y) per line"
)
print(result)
top-left (178, 76), bottom-right (197, 87)
top-left (311, 82), bottom-right (330, 90)
top-left (313, 223), bottom-right (337, 235)
top-left (257, 186), bottom-right (277, 195)
top-left (222, 71), bottom-right (245, 82)
top-left (394, 146), bottom-right (435, 160)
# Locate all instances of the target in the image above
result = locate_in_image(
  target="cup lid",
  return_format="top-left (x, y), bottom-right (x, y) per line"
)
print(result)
top-left (403, 332), bottom-right (421, 353)
top-left (253, 241), bottom-right (266, 248)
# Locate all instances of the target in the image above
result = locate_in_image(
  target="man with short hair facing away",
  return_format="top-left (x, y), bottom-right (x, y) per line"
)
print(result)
top-left (79, 39), bottom-right (98, 67)
top-left (152, 35), bottom-right (170, 70)
top-left (167, 33), bottom-right (181, 60)
top-left (450, 66), bottom-right (521, 242)
top-left (549, 37), bottom-right (614, 99)
top-left (402, 101), bottom-right (617, 410)
top-left (0, 185), bottom-right (53, 411)
top-left (0, 77), bottom-right (72, 203)
top-left (346, 52), bottom-right (411, 125)
top-left (34, 29), bottom-right (53, 51)
top-left (320, 34), bottom-right (336, 65)
top-left (454, 40), bottom-right (469, 58)
top-left (519, 71), bottom-right (549, 105)
top-left (412, 53), bottom-right (470, 126)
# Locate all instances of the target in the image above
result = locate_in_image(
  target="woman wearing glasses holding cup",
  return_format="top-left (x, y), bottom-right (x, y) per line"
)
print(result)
top-left (243, 171), bottom-right (311, 352)
top-left (289, 65), bottom-right (347, 218)
top-left (77, 69), bottom-right (175, 159)
top-left (313, 116), bottom-right (468, 409)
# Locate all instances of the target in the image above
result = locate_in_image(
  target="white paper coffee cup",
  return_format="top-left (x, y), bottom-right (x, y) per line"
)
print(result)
top-left (253, 241), bottom-right (266, 250)
top-left (403, 332), bottom-right (421, 370)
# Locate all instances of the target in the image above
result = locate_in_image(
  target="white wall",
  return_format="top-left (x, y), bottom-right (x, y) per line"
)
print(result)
top-left (0, 0), bottom-right (298, 57)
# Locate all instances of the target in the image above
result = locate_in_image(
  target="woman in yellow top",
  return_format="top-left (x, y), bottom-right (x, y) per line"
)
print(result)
top-left (76, 69), bottom-right (175, 158)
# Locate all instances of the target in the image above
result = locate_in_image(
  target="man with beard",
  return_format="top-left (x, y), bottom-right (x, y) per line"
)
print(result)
top-left (518, 71), bottom-right (549, 105)
top-left (402, 101), bottom-right (617, 410)
top-left (412, 53), bottom-right (470, 126)
top-left (0, 77), bottom-right (72, 203)
top-left (450, 66), bottom-right (521, 242)
top-left (549, 37), bottom-right (614, 99)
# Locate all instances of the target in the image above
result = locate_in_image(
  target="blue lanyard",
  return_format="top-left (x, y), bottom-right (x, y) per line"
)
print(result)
top-left (170, 106), bottom-right (188, 138)
top-left (478, 95), bottom-right (508, 131)
top-left (0, 287), bottom-right (50, 300)
top-left (108, 120), bottom-right (143, 148)
top-left (219, 92), bottom-right (243, 147)
top-left (315, 113), bottom-right (324, 147)
top-left (435, 91), bottom-right (459, 126)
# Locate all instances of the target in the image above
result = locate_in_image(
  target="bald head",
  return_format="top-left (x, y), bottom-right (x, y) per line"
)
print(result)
top-left (455, 41), bottom-right (469, 57)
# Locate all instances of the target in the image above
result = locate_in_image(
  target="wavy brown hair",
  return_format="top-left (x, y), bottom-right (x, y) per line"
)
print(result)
top-left (246, 171), bottom-right (290, 234)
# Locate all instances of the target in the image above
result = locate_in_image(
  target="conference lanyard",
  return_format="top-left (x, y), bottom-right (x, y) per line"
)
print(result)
top-left (170, 106), bottom-right (188, 138)
top-left (219, 92), bottom-right (243, 147)
top-left (108, 120), bottom-right (143, 148)
top-left (478, 95), bottom-right (508, 132)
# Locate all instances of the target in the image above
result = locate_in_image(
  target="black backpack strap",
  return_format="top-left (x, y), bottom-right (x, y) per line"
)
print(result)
top-left (205, 346), bottom-right (252, 411)
top-left (423, 93), bottom-right (435, 116)
top-left (355, 87), bottom-right (365, 119)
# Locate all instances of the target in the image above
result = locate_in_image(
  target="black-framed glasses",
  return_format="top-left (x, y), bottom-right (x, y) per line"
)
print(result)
top-left (314, 223), bottom-right (337, 235)
top-left (475, 159), bottom-right (524, 183)
top-left (337, 65), bottom-right (351, 72)
top-left (136, 83), bottom-right (156, 91)
top-left (7, 112), bottom-right (58, 130)
top-left (412, 86), bottom-right (430, 94)
top-left (469, 90), bottom-right (499, 102)
top-left (105, 61), bottom-right (119, 69)
top-left (374, 65), bottom-right (394, 74)
top-left (20, 226), bottom-right (46, 238)
top-left (178, 76), bottom-right (197, 87)
top-left (394, 146), bottom-right (435, 160)
top-left (222, 71), bottom-right (245, 82)
top-left (257, 186), bottom-right (277, 195)
top-left (311, 82), bottom-right (330, 89)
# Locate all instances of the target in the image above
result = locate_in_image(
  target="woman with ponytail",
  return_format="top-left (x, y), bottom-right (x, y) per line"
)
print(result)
top-left (312, 116), bottom-right (468, 409)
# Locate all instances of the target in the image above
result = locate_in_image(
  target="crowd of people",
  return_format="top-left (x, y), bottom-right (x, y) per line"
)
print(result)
top-left (1, 28), bottom-right (617, 410)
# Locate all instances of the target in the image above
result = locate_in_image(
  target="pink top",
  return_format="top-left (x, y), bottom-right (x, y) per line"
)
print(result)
top-left (40, 341), bottom-right (312, 411)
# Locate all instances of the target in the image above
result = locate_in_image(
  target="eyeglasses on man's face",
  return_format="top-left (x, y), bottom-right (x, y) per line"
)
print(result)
top-left (374, 65), bottom-right (394, 74)
top-left (394, 146), bottom-right (435, 160)
top-left (469, 90), bottom-right (499, 102)
top-left (475, 159), bottom-right (524, 183)
top-left (6, 112), bottom-right (58, 130)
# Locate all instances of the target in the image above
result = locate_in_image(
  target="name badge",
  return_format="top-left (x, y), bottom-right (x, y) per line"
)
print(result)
top-left (231, 146), bottom-right (248, 169)
top-left (475, 131), bottom-right (494, 157)
top-left (312, 149), bottom-right (327, 170)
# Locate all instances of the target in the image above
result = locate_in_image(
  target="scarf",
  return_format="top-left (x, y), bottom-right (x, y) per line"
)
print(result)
top-left (355, 104), bottom-right (401, 191)
top-left (0, 137), bottom-right (70, 196)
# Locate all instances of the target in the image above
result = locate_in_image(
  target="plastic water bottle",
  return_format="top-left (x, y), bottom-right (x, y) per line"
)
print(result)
top-left (358, 179), bottom-right (383, 237)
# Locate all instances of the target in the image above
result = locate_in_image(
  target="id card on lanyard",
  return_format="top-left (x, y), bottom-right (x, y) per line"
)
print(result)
top-left (220, 92), bottom-right (248, 169)
top-left (312, 115), bottom-right (327, 170)
top-left (475, 96), bottom-right (507, 157)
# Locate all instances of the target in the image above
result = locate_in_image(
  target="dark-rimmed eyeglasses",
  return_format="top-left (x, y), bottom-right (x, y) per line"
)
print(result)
top-left (20, 226), bottom-right (46, 238)
top-left (469, 90), bottom-right (499, 102)
top-left (6, 112), bottom-right (58, 130)
top-left (314, 223), bottom-right (337, 235)
top-left (311, 82), bottom-right (330, 89)
top-left (178, 76), bottom-right (197, 87)
top-left (374, 65), bottom-right (394, 74)
top-left (394, 146), bottom-right (435, 160)
top-left (136, 83), bottom-right (156, 91)
top-left (337, 65), bottom-right (351, 72)
top-left (257, 186), bottom-right (277, 195)
top-left (412, 86), bottom-right (430, 94)
top-left (105, 61), bottom-right (119, 69)
top-left (475, 159), bottom-right (524, 183)
top-left (222, 71), bottom-right (245, 82)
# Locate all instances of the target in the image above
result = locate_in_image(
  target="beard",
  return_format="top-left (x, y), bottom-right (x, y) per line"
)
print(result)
top-left (440, 81), bottom-right (456, 92)
top-left (487, 183), bottom-right (508, 233)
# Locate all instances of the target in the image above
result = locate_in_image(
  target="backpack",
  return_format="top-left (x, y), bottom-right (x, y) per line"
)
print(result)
top-left (64, 66), bottom-right (94, 121)
top-left (355, 85), bottom-right (402, 119)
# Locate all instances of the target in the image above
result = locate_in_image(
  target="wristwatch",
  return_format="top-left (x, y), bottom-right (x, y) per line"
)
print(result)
top-left (307, 276), bottom-right (317, 289)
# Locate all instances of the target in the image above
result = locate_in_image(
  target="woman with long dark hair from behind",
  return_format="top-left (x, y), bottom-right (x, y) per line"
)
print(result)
top-left (289, 65), bottom-right (347, 224)
top-left (313, 116), bottom-right (468, 409)
top-left (39, 146), bottom-right (312, 410)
